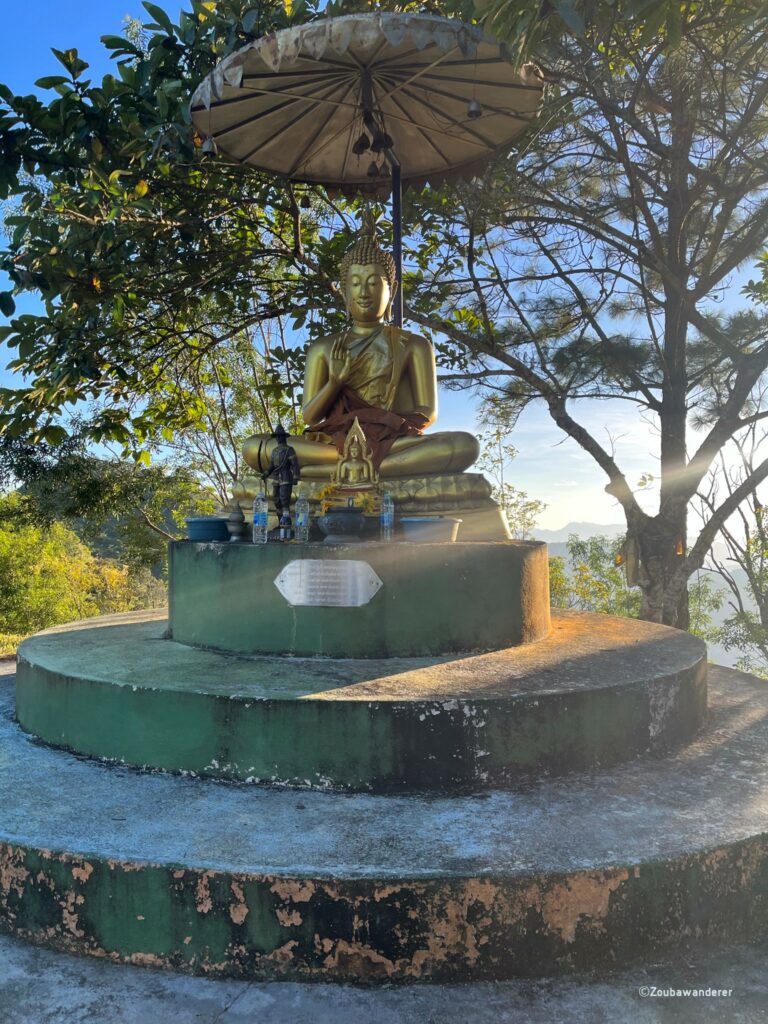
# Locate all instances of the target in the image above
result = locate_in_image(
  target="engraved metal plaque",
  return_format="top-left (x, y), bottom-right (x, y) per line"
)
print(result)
top-left (274, 559), bottom-right (383, 608)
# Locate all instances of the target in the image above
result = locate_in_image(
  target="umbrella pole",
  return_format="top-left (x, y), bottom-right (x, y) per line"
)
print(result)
top-left (386, 149), bottom-right (403, 328)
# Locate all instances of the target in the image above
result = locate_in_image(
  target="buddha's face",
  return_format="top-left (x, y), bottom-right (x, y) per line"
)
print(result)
top-left (349, 439), bottom-right (362, 459)
top-left (344, 262), bottom-right (391, 324)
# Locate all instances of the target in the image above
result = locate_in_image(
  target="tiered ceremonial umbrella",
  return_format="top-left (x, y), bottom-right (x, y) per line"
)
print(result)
top-left (190, 12), bottom-right (544, 325)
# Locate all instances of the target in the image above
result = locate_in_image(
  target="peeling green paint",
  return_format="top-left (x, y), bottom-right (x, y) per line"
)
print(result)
top-left (2, 837), bottom-right (767, 981)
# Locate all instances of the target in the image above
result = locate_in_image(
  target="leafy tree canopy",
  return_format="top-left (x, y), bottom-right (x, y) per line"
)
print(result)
top-left (474, 0), bottom-right (762, 61)
top-left (552, 533), bottom-right (641, 618)
top-left (0, 429), bottom-right (214, 570)
top-left (0, 492), bottom-right (164, 636)
top-left (0, 0), bottom-right (349, 449)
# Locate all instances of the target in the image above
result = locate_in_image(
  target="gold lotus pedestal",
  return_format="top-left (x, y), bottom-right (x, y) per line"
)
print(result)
top-left (233, 470), bottom-right (509, 539)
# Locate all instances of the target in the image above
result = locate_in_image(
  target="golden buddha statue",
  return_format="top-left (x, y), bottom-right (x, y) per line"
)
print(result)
top-left (244, 217), bottom-right (477, 481)
top-left (237, 217), bottom-right (511, 540)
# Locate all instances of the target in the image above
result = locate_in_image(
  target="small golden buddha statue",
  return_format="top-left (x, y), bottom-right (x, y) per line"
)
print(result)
top-left (333, 418), bottom-right (377, 489)
top-left (243, 215), bottom-right (478, 481)
top-left (238, 216), bottom-right (510, 540)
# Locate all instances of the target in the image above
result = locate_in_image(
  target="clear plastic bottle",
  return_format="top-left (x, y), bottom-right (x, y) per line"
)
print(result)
top-left (295, 487), bottom-right (310, 543)
top-left (381, 491), bottom-right (395, 542)
top-left (252, 487), bottom-right (269, 544)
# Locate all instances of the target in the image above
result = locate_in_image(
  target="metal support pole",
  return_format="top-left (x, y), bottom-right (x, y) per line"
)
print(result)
top-left (386, 149), bottom-right (403, 328)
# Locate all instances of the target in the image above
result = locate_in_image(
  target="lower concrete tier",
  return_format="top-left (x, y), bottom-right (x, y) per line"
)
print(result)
top-left (16, 610), bottom-right (706, 791)
top-left (1, 665), bottom-right (767, 982)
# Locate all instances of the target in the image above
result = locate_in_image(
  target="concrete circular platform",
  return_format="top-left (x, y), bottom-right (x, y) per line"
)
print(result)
top-left (16, 609), bottom-right (706, 791)
top-left (0, 665), bottom-right (766, 981)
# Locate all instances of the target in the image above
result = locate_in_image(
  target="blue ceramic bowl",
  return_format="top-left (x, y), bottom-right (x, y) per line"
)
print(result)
top-left (399, 517), bottom-right (462, 543)
top-left (317, 507), bottom-right (366, 543)
top-left (185, 516), bottom-right (230, 542)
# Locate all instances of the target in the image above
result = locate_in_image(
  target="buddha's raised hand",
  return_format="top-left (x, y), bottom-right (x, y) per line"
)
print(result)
top-left (329, 336), bottom-right (352, 385)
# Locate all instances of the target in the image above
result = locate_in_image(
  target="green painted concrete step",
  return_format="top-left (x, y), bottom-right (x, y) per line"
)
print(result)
top-left (1, 663), bottom-right (767, 981)
top-left (168, 540), bottom-right (551, 658)
top-left (15, 609), bottom-right (706, 790)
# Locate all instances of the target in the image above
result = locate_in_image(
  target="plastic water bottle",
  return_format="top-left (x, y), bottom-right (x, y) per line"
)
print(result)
top-left (381, 491), bottom-right (395, 542)
top-left (295, 488), bottom-right (310, 543)
top-left (252, 488), bottom-right (269, 544)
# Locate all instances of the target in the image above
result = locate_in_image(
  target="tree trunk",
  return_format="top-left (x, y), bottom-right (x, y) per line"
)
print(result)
top-left (634, 513), bottom-right (690, 629)
top-left (645, 79), bottom-right (694, 632)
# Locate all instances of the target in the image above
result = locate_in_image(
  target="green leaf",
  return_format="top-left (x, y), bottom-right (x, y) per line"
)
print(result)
top-left (34, 75), bottom-right (70, 90)
top-left (11, 220), bottom-right (29, 247)
top-left (100, 34), bottom-right (140, 53)
top-left (39, 425), bottom-right (69, 444)
top-left (665, 1), bottom-right (682, 48)
top-left (554, 0), bottom-right (586, 36)
top-left (626, 0), bottom-right (662, 16)
top-left (142, 1), bottom-right (174, 34)
top-left (0, 293), bottom-right (15, 318)
top-left (639, 2), bottom-right (668, 44)
top-left (17, 333), bottom-right (37, 359)
top-left (51, 47), bottom-right (89, 79)
top-left (242, 8), bottom-right (260, 33)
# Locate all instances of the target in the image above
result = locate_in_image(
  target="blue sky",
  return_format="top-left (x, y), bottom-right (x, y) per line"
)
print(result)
top-left (0, 1), bottom-right (742, 532)
top-left (0, 2), bottom-right (148, 93)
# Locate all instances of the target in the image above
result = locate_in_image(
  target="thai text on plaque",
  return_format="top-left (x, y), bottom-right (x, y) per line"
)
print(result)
top-left (274, 559), bottom-right (383, 608)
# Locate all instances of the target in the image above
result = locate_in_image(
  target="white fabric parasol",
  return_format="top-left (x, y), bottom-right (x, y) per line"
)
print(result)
top-left (190, 13), bottom-right (544, 193)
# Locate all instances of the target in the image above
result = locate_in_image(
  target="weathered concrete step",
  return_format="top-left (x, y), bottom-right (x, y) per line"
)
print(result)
top-left (1, 664), bottom-right (766, 981)
top-left (0, 928), bottom-right (763, 1024)
top-left (15, 609), bottom-right (706, 791)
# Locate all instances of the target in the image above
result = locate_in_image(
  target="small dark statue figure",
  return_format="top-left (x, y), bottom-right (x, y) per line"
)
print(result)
top-left (262, 424), bottom-right (300, 540)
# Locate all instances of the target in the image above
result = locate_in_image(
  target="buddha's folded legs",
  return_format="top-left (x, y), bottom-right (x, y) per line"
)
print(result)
top-left (242, 431), bottom-right (479, 479)
top-left (382, 431), bottom-right (479, 475)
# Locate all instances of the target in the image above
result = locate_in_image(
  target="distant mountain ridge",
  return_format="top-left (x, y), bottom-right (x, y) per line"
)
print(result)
top-left (532, 521), bottom-right (625, 544)
top-left (533, 520), bottom-right (730, 561)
